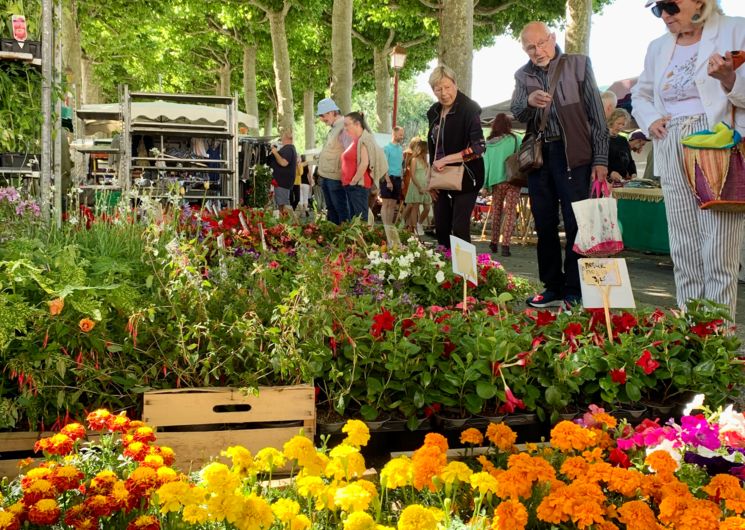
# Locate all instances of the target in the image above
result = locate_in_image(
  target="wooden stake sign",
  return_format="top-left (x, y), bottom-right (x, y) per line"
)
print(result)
top-left (450, 236), bottom-right (478, 313)
top-left (383, 224), bottom-right (402, 249)
top-left (258, 222), bottom-right (268, 252)
top-left (579, 258), bottom-right (636, 342)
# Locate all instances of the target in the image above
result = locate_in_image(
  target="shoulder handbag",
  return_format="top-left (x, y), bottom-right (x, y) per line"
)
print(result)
top-left (427, 113), bottom-right (464, 191)
top-left (518, 56), bottom-right (566, 173)
top-left (505, 134), bottom-right (528, 188)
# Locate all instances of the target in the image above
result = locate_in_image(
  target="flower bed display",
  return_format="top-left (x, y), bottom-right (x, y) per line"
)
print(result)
top-left (0, 189), bottom-right (742, 432)
top-left (3, 398), bottom-right (745, 529)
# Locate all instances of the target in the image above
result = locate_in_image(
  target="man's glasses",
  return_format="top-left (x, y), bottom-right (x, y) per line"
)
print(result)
top-left (651, 1), bottom-right (680, 18)
top-left (524, 36), bottom-right (554, 56)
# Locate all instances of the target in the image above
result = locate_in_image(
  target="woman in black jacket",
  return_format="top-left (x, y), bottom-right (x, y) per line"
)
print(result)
top-left (426, 65), bottom-right (486, 248)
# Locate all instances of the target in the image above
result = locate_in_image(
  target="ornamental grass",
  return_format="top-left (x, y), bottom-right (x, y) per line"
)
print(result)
top-left (2, 395), bottom-right (745, 529)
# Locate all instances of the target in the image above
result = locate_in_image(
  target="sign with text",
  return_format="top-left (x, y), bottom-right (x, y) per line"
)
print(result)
top-left (450, 236), bottom-right (478, 286)
top-left (579, 258), bottom-right (635, 308)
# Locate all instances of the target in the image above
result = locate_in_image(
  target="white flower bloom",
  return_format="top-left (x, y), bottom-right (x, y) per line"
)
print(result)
top-left (645, 438), bottom-right (682, 472)
top-left (435, 270), bottom-right (445, 283)
top-left (719, 405), bottom-right (745, 437)
top-left (398, 270), bottom-right (409, 280)
top-left (683, 394), bottom-right (706, 416)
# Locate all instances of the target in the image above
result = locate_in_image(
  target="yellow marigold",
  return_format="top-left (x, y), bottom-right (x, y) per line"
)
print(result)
top-left (703, 474), bottom-right (745, 514)
top-left (182, 504), bottom-right (209, 525)
top-left (550, 421), bottom-right (598, 452)
top-left (296, 475), bottom-right (325, 498)
top-left (560, 456), bottom-right (590, 480)
top-left (355, 479), bottom-right (379, 501)
top-left (470, 471), bottom-right (499, 496)
top-left (380, 456), bottom-right (412, 490)
top-left (325, 451), bottom-right (366, 481)
top-left (617, 500), bottom-right (661, 530)
top-left (156, 466), bottom-right (177, 484)
top-left (344, 511), bottom-right (377, 530)
top-left (342, 420), bottom-right (371, 448)
top-left (302, 451), bottom-right (329, 476)
top-left (271, 498), bottom-right (300, 523)
top-left (397, 504), bottom-right (440, 530)
top-left (315, 484), bottom-right (339, 511)
top-left (207, 493), bottom-right (245, 524)
top-left (330, 444), bottom-right (359, 460)
top-left (222, 446), bottom-right (255, 475)
top-left (283, 436), bottom-right (315, 466)
top-left (200, 462), bottom-right (240, 493)
top-left (411, 445), bottom-right (447, 492)
top-left (439, 461), bottom-right (473, 486)
top-left (423, 432), bottom-right (449, 453)
top-left (460, 428), bottom-right (484, 446)
top-left (236, 494), bottom-right (274, 530)
top-left (335, 482), bottom-right (373, 513)
top-left (254, 447), bottom-right (287, 472)
top-left (486, 423), bottom-right (517, 451)
top-left (721, 517), bottom-right (745, 530)
top-left (491, 499), bottom-right (528, 530)
top-left (291, 514), bottom-right (311, 530)
top-left (645, 450), bottom-right (678, 477)
top-left (156, 480), bottom-right (191, 513)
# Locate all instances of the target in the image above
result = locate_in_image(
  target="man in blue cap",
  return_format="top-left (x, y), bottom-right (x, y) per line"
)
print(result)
top-left (316, 97), bottom-right (352, 224)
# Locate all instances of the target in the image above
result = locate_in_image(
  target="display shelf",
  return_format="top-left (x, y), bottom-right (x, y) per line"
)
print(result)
top-left (74, 147), bottom-right (120, 154)
top-left (129, 92), bottom-right (234, 105)
top-left (0, 51), bottom-right (33, 62)
top-left (131, 166), bottom-right (233, 173)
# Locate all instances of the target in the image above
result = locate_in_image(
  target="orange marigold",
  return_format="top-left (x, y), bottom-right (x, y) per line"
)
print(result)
top-left (126, 515), bottom-right (160, 530)
top-left (645, 450), bottom-right (678, 477)
top-left (617, 500), bottom-right (661, 530)
top-left (605, 467), bottom-right (643, 498)
top-left (49, 465), bottom-right (84, 492)
top-left (477, 454), bottom-right (498, 476)
top-left (0, 511), bottom-right (20, 530)
top-left (83, 495), bottom-right (113, 518)
top-left (59, 423), bottom-right (86, 442)
top-left (411, 444), bottom-right (447, 492)
top-left (560, 456), bottom-right (590, 480)
top-left (106, 413), bottom-right (131, 433)
top-left (659, 494), bottom-right (690, 526)
top-left (703, 474), bottom-right (745, 514)
top-left (48, 298), bottom-right (64, 316)
top-left (34, 433), bottom-right (74, 456)
top-left (491, 499), bottom-right (528, 530)
top-left (21, 479), bottom-right (57, 506)
top-left (536, 480), bottom-right (605, 529)
top-left (86, 409), bottom-right (112, 431)
top-left (674, 499), bottom-right (722, 530)
top-left (423, 432), bottom-right (449, 453)
top-left (78, 318), bottom-right (95, 333)
top-left (550, 421), bottom-right (598, 452)
top-left (27, 499), bottom-right (59, 525)
top-left (125, 466), bottom-right (158, 497)
top-left (460, 428), bottom-right (484, 446)
top-left (486, 423), bottom-right (517, 451)
top-left (721, 517), bottom-right (745, 530)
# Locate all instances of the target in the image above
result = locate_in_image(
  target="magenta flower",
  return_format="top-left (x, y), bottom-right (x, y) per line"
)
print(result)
top-left (681, 415), bottom-right (721, 451)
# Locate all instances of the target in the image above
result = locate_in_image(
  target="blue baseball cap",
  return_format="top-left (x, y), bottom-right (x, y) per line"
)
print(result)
top-left (316, 98), bottom-right (340, 116)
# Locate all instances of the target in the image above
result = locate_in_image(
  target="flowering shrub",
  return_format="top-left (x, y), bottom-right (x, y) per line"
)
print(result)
top-left (6, 401), bottom-right (745, 529)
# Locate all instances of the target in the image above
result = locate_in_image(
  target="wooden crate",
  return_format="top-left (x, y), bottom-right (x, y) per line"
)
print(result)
top-left (0, 432), bottom-right (40, 479)
top-left (142, 386), bottom-right (316, 472)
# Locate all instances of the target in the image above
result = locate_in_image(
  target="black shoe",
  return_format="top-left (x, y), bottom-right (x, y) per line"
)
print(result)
top-left (489, 242), bottom-right (499, 253)
top-left (501, 246), bottom-right (511, 257)
top-left (526, 291), bottom-right (563, 308)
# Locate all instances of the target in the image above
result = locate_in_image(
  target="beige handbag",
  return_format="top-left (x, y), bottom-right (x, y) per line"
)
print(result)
top-left (427, 114), bottom-right (464, 191)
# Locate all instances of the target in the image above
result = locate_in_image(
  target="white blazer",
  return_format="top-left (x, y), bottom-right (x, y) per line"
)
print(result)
top-left (631, 11), bottom-right (745, 136)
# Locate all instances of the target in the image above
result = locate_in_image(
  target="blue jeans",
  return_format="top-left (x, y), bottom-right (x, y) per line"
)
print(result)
top-left (321, 177), bottom-right (350, 225)
top-left (345, 185), bottom-right (369, 222)
top-left (528, 140), bottom-right (591, 297)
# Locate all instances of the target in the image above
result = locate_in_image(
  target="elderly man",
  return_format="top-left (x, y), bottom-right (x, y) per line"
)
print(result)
top-left (511, 21), bottom-right (609, 309)
top-left (601, 90), bottom-right (618, 119)
top-left (316, 97), bottom-right (352, 224)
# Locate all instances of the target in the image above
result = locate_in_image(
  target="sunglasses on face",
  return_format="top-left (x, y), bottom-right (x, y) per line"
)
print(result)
top-left (651, 1), bottom-right (680, 17)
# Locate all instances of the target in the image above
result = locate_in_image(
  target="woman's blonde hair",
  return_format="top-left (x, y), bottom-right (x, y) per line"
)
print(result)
top-left (410, 138), bottom-right (427, 163)
top-left (607, 108), bottom-right (631, 128)
top-left (694, 0), bottom-right (723, 25)
top-left (428, 64), bottom-right (457, 88)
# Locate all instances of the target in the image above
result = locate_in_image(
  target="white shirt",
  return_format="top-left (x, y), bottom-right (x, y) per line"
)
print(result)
top-left (661, 42), bottom-right (707, 118)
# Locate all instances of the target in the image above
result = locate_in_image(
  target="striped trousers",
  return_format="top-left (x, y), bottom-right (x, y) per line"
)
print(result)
top-left (657, 114), bottom-right (745, 320)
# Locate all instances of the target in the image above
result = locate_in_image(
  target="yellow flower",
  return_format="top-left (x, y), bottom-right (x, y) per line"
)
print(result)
top-left (486, 423), bottom-right (517, 451)
top-left (156, 480), bottom-right (191, 513)
top-left (254, 447), bottom-right (287, 472)
top-left (200, 462), bottom-right (241, 493)
top-left (380, 456), bottom-right (412, 490)
top-left (342, 420), bottom-right (371, 448)
top-left (271, 498), bottom-right (300, 523)
top-left (439, 461), bottom-right (473, 485)
top-left (460, 428), bottom-right (484, 445)
top-left (222, 445), bottom-right (255, 475)
top-left (0, 512), bottom-right (18, 529)
top-left (315, 484), bottom-right (339, 511)
top-left (283, 436), bottom-right (316, 466)
top-left (297, 475), bottom-right (325, 498)
top-left (335, 482), bottom-right (373, 513)
top-left (235, 494), bottom-right (274, 530)
top-left (491, 499), bottom-right (529, 530)
top-left (291, 514), bottom-right (312, 530)
top-left (344, 511), bottom-right (377, 530)
top-left (330, 444), bottom-right (359, 460)
top-left (721, 517), bottom-right (745, 530)
top-left (157, 466), bottom-right (178, 483)
top-left (470, 471), bottom-right (499, 496)
top-left (397, 504), bottom-right (440, 530)
top-left (325, 451), bottom-right (366, 481)
top-left (182, 504), bottom-right (209, 524)
top-left (207, 493), bottom-right (245, 524)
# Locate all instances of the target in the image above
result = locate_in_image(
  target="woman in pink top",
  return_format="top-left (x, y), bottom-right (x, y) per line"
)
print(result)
top-left (342, 112), bottom-right (373, 221)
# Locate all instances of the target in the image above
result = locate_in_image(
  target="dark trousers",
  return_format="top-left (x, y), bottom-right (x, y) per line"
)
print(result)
top-left (434, 190), bottom-right (479, 248)
top-left (321, 177), bottom-right (350, 225)
top-left (528, 141), bottom-right (591, 297)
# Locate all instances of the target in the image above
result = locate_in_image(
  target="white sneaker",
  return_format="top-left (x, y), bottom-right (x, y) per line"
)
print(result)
top-left (416, 223), bottom-right (423, 235)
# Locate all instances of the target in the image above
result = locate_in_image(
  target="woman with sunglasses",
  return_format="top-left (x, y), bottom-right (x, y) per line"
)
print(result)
top-left (632, 0), bottom-right (745, 321)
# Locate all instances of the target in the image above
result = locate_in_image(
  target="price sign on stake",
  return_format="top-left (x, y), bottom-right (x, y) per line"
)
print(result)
top-left (579, 258), bottom-right (635, 342)
top-left (450, 236), bottom-right (478, 313)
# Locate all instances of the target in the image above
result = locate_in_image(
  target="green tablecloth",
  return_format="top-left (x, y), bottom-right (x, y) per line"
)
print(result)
top-left (613, 187), bottom-right (670, 254)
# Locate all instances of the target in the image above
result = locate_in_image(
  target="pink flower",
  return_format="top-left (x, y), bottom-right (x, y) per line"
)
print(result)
top-left (499, 385), bottom-right (525, 414)
top-left (269, 260), bottom-right (280, 269)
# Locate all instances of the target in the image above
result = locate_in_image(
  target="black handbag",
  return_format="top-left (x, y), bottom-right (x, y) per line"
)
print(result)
top-left (517, 56), bottom-right (566, 173)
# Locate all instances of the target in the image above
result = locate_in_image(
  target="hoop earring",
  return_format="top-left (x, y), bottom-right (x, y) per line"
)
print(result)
top-left (691, 11), bottom-right (702, 22)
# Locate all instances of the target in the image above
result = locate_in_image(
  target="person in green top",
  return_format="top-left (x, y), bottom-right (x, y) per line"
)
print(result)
top-left (483, 114), bottom-right (522, 256)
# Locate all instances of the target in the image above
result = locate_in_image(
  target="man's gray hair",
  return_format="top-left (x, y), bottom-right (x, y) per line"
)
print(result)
top-left (601, 91), bottom-right (618, 108)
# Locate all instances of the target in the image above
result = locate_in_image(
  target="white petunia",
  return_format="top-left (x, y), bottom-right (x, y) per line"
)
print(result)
top-left (719, 404), bottom-right (745, 437)
top-left (435, 270), bottom-right (445, 283)
top-left (683, 394), bottom-right (706, 416)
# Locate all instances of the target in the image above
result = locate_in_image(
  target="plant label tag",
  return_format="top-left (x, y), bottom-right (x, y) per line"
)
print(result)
top-left (450, 236), bottom-right (478, 286)
top-left (258, 222), bottom-right (267, 252)
top-left (238, 211), bottom-right (249, 232)
top-left (383, 224), bottom-right (401, 249)
top-left (12, 15), bottom-right (27, 42)
top-left (579, 258), bottom-right (635, 308)
top-left (216, 233), bottom-right (226, 250)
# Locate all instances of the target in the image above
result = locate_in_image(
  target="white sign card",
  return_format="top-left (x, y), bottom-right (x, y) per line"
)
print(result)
top-left (450, 236), bottom-right (478, 286)
top-left (383, 224), bottom-right (402, 249)
top-left (579, 258), bottom-right (635, 308)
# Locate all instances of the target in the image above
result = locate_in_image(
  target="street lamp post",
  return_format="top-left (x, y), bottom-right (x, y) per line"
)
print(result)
top-left (390, 45), bottom-right (407, 129)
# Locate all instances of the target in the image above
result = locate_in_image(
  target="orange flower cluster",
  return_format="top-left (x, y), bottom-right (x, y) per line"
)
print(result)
top-left (411, 433), bottom-right (448, 492)
top-left (537, 479), bottom-right (607, 529)
top-left (486, 423), bottom-right (517, 451)
top-left (460, 428), bottom-right (483, 446)
top-left (494, 452), bottom-right (557, 500)
top-left (550, 420), bottom-right (600, 452)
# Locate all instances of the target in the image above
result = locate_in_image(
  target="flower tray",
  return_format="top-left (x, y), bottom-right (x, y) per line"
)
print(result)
top-left (142, 385), bottom-right (316, 472)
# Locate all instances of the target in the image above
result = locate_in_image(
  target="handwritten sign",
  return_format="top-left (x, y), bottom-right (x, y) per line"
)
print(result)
top-left (450, 236), bottom-right (478, 285)
top-left (579, 258), bottom-right (635, 309)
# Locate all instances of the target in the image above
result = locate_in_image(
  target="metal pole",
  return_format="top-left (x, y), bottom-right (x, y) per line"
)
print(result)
top-left (392, 69), bottom-right (399, 129)
top-left (40, 0), bottom-right (53, 223)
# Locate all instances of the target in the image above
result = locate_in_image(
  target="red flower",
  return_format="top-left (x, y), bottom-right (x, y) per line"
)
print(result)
top-left (401, 318), bottom-right (416, 337)
top-left (564, 322), bottom-right (583, 341)
top-left (491, 362), bottom-right (501, 376)
top-left (531, 335), bottom-right (545, 350)
top-left (268, 260), bottom-right (280, 269)
top-left (635, 349), bottom-right (660, 375)
top-left (423, 403), bottom-right (441, 418)
top-left (484, 301), bottom-right (501, 316)
top-left (690, 319), bottom-right (723, 338)
top-left (443, 339), bottom-right (456, 358)
top-left (609, 447), bottom-right (631, 468)
top-left (611, 312), bottom-right (637, 334)
top-left (535, 311), bottom-right (556, 327)
top-left (610, 368), bottom-right (627, 385)
top-left (370, 308), bottom-right (395, 339)
top-left (499, 385), bottom-right (525, 414)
